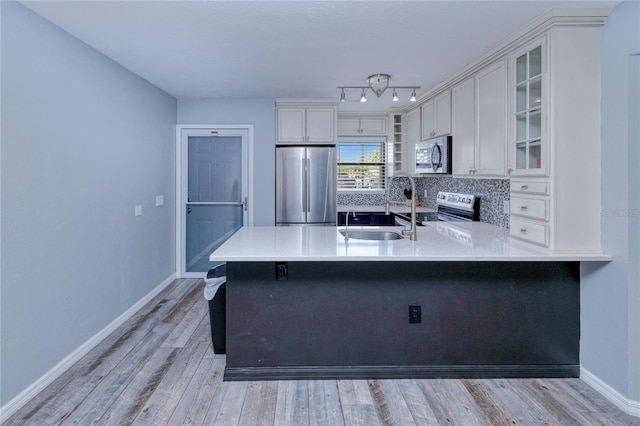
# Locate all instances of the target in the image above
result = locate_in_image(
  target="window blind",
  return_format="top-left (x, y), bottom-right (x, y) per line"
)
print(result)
top-left (337, 141), bottom-right (386, 190)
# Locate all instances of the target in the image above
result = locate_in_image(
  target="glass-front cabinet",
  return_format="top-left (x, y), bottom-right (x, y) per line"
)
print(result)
top-left (510, 37), bottom-right (547, 176)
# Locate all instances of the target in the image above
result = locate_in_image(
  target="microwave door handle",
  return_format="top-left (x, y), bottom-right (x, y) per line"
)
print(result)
top-left (431, 143), bottom-right (441, 172)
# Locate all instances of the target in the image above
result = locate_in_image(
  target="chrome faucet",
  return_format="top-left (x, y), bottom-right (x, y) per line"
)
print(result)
top-left (385, 172), bottom-right (417, 241)
top-left (343, 210), bottom-right (356, 241)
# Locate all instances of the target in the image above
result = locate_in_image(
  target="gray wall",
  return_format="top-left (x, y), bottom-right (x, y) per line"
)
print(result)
top-left (581, 0), bottom-right (640, 405)
top-left (0, 1), bottom-right (177, 406)
top-left (177, 99), bottom-right (276, 226)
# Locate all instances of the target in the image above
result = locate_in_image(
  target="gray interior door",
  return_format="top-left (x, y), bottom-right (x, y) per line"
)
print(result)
top-left (186, 135), bottom-right (243, 272)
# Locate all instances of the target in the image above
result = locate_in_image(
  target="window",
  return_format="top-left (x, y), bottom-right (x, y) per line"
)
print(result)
top-left (337, 139), bottom-right (386, 190)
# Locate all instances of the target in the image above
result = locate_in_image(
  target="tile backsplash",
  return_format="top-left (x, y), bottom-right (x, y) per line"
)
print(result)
top-left (338, 177), bottom-right (510, 228)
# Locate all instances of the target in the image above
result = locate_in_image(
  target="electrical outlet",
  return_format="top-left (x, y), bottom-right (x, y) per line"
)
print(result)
top-left (423, 189), bottom-right (428, 198)
top-left (155, 195), bottom-right (164, 206)
top-left (503, 200), bottom-right (510, 214)
top-left (409, 305), bottom-right (421, 323)
top-left (276, 262), bottom-right (288, 280)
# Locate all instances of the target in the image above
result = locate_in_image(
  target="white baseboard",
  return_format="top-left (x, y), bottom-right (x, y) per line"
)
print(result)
top-left (0, 273), bottom-right (177, 422)
top-left (581, 367), bottom-right (640, 417)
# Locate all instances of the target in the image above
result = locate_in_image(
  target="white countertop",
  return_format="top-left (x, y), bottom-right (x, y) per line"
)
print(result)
top-left (209, 223), bottom-right (612, 262)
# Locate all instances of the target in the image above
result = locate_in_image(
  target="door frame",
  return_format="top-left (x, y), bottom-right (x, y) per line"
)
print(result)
top-left (176, 124), bottom-right (254, 278)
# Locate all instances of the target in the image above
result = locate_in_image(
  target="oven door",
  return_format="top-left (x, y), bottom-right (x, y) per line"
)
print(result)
top-left (438, 212), bottom-right (471, 222)
top-left (437, 205), bottom-right (475, 222)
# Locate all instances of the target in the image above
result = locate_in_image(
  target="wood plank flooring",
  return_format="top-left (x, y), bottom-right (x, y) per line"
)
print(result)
top-left (5, 278), bottom-right (639, 425)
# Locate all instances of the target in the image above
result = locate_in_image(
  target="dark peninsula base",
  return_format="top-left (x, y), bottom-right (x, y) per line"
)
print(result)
top-left (224, 261), bottom-right (580, 381)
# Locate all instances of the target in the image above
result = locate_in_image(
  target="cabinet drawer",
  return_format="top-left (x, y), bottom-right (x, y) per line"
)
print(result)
top-left (510, 180), bottom-right (548, 195)
top-left (510, 197), bottom-right (548, 220)
top-left (510, 218), bottom-right (549, 246)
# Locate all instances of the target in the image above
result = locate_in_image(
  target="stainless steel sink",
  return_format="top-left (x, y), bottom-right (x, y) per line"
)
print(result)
top-left (339, 229), bottom-right (404, 241)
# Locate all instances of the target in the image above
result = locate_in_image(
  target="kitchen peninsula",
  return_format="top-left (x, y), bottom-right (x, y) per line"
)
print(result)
top-left (210, 223), bottom-right (610, 381)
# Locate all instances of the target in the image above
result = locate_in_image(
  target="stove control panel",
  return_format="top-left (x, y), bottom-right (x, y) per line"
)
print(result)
top-left (436, 191), bottom-right (477, 211)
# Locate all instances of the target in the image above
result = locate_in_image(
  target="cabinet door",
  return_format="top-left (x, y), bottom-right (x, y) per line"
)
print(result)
top-left (421, 100), bottom-right (435, 140)
top-left (360, 118), bottom-right (387, 135)
top-left (277, 108), bottom-right (306, 143)
top-left (405, 108), bottom-right (421, 173)
top-left (337, 118), bottom-right (360, 136)
top-left (509, 37), bottom-right (547, 176)
top-left (434, 90), bottom-right (452, 137)
top-left (337, 117), bottom-right (386, 135)
top-left (421, 91), bottom-right (451, 139)
top-left (476, 59), bottom-right (506, 175)
top-left (451, 77), bottom-right (476, 175)
top-left (306, 108), bottom-right (335, 143)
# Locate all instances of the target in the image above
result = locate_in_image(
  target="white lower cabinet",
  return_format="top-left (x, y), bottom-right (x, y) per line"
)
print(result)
top-left (510, 196), bottom-right (549, 221)
top-left (509, 179), bottom-right (550, 247)
top-left (510, 217), bottom-right (549, 246)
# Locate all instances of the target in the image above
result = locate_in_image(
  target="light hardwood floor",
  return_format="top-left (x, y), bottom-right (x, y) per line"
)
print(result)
top-left (5, 278), bottom-right (638, 425)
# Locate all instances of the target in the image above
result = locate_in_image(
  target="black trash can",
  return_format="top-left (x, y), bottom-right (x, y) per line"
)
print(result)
top-left (205, 264), bottom-right (226, 354)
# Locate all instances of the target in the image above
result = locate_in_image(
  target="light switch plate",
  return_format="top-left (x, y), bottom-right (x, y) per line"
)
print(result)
top-left (135, 205), bottom-right (142, 216)
top-left (155, 195), bottom-right (164, 206)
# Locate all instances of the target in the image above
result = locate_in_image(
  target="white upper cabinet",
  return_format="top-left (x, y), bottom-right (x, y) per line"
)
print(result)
top-left (475, 59), bottom-right (507, 176)
top-left (421, 90), bottom-right (451, 140)
top-left (405, 107), bottom-right (421, 173)
top-left (451, 77), bottom-right (476, 175)
top-left (452, 59), bottom-right (507, 176)
top-left (508, 37), bottom-right (547, 176)
top-left (277, 106), bottom-right (336, 144)
top-left (337, 116), bottom-right (387, 136)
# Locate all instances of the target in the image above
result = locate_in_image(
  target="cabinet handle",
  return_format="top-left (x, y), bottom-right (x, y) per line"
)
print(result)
top-left (520, 228), bottom-right (528, 233)
top-left (520, 185), bottom-right (528, 190)
top-left (520, 205), bottom-right (528, 210)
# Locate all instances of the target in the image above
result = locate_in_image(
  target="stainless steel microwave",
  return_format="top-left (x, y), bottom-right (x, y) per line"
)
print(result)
top-left (415, 135), bottom-right (452, 174)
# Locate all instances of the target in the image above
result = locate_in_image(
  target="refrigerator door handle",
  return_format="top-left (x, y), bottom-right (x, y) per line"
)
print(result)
top-left (305, 158), bottom-right (311, 213)
top-left (301, 157), bottom-right (307, 213)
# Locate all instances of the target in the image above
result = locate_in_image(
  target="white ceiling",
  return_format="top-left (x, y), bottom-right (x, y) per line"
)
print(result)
top-left (21, 0), bottom-right (617, 111)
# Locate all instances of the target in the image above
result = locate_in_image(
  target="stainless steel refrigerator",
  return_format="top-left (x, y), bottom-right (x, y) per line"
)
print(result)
top-left (276, 146), bottom-right (336, 225)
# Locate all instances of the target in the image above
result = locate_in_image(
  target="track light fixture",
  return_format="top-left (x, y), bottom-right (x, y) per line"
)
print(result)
top-left (337, 74), bottom-right (420, 103)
